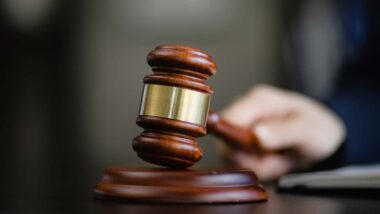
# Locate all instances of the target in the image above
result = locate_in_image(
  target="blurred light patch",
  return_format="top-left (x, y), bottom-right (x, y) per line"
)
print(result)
top-left (2, 0), bottom-right (56, 31)
top-left (112, 0), bottom-right (239, 40)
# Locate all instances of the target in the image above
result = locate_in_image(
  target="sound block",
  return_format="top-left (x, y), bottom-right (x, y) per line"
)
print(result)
top-left (94, 167), bottom-right (268, 204)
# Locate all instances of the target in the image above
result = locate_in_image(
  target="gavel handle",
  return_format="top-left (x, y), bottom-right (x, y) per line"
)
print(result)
top-left (206, 111), bottom-right (264, 152)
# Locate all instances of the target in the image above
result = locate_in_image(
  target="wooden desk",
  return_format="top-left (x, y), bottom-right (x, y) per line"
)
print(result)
top-left (1, 185), bottom-right (379, 213)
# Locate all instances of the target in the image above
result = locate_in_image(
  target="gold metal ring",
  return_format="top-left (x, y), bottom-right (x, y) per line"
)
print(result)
top-left (139, 84), bottom-right (210, 126)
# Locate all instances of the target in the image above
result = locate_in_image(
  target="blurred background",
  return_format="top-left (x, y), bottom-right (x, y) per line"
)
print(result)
top-left (1, 0), bottom-right (348, 210)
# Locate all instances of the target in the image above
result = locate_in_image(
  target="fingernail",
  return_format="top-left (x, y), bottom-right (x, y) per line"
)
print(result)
top-left (254, 125), bottom-right (276, 149)
top-left (254, 125), bottom-right (272, 145)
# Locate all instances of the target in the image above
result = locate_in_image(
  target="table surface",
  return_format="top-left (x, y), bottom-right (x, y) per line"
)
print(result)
top-left (2, 136), bottom-right (379, 213)
top-left (2, 184), bottom-right (380, 213)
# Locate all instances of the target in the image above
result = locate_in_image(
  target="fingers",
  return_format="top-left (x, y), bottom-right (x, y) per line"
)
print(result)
top-left (218, 84), bottom-right (346, 181)
top-left (221, 85), bottom-right (297, 128)
top-left (253, 116), bottom-right (304, 151)
top-left (231, 152), bottom-right (294, 181)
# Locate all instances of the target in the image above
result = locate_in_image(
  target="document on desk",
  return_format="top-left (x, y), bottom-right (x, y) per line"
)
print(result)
top-left (278, 164), bottom-right (380, 189)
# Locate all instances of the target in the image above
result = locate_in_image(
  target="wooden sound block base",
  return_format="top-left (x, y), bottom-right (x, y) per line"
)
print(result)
top-left (94, 167), bottom-right (268, 204)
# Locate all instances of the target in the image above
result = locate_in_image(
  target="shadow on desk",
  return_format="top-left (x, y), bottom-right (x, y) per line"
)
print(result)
top-left (88, 186), bottom-right (380, 214)
top-left (92, 201), bottom-right (267, 214)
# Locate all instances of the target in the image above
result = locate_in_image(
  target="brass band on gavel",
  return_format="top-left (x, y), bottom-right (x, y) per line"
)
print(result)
top-left (139, 84), bottom-right (211, 126)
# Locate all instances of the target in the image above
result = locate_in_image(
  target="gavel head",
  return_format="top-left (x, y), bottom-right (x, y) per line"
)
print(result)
top-left (132, 45), bottom-right (217, 168)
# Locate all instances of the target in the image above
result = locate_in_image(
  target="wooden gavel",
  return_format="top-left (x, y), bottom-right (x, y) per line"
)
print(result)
top-left (132, 45), bottom-right (261, 168)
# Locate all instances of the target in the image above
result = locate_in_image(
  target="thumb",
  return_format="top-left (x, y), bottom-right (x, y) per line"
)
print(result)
top-left (253, 117), bottom-right (304, 151)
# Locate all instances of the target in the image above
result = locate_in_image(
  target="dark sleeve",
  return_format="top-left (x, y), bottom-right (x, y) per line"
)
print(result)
top-left (328, 86), bottom-right (380, 166)
top-left (308, 81), bottom-right (380, 171)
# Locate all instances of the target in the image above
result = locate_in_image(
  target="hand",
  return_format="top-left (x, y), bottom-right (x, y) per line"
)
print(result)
top-left (220, 84), bottom-right (346, 181)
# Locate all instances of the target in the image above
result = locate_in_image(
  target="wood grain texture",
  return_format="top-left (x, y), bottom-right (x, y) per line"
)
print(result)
top-left (94, 167), bottom-right (268, 204)
top-left (133, 129), bottom-right (202, 168)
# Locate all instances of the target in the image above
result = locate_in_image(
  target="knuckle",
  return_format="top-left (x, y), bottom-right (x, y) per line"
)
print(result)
top-left (247, 84), bottom-right (278, 99)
